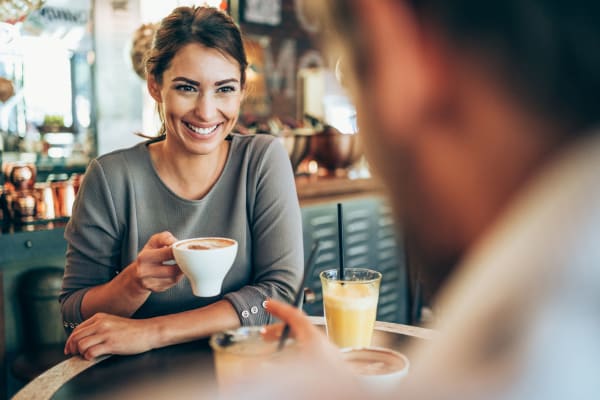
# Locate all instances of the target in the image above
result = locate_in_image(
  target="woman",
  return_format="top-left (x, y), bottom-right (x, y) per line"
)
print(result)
top-left (60, 6), bottom-right (303, 360)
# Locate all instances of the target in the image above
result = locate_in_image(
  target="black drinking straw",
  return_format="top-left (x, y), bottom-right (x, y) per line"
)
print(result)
top-left (337, 203), bottom-right (345, 280)
top-left (277, 240), bottom-right (321, 351)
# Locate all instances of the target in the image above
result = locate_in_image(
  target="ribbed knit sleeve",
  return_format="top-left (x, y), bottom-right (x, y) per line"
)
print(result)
top-left (223, 137), bottom-right (303, 325)
top-left (59, 158), bottom-right (122, 329)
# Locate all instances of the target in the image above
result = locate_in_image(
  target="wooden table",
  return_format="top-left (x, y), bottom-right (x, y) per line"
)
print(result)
top-left (13, 318), bottom-right (434, 400)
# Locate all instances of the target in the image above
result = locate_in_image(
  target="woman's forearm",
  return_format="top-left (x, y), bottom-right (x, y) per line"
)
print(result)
top-left (65, 299), bottom-right (242, 359)
top-left (80, 262), bottom-right (151, 319)
top-left (152, 300), bottom-right (241, 348)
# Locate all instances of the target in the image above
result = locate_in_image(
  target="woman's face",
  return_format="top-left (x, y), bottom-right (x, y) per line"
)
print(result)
top-left (149, 42), bottom-right (243, 156)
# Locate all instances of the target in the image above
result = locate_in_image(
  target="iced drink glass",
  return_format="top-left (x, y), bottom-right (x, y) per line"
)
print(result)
top-left (210, 326), bottom-right (295, 393)
top-left (320, 268), bottom-right (382, 348)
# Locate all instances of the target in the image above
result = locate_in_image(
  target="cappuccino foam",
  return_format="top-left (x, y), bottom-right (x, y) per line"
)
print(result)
top-left (179, 238), bottom-right (233, 250)
top-left (343, 349), bottom-right (407, 376)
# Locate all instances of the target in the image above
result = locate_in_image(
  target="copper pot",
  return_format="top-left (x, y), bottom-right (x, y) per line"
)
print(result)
top-left (278, 128), bottom-right (314, 174)
top-left (5, 162), bottom-right (36, 192)
top-left (0, 188), bottom-right (7, 224)
top-left (70, 173), bottom-right (84, 195)
top-left (11, 191), bottom-right (37, 224)
top-left (34, 182), bottom-right (56, 220)
top-left (310, 126), bottom-right (362, 175)
top-left (51, 180), bottom-right (75, 218)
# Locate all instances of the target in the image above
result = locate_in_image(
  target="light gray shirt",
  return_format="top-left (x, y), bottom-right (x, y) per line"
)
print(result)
top-left (60, 134), bottom-right (303, 328)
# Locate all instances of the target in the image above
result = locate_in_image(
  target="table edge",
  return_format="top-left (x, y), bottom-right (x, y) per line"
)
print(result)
top-left (11, 355), bottom-right (109, 400)
top-left (307, 316), bottom-right (437, 340)
top-left (12, 319), bottom-right (434, 399)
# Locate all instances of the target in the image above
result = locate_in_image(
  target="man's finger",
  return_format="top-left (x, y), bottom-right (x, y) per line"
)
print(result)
top-left (264, 300), bottom-right (316, 341)
top-left (262, 323), bottom-right (285, 341)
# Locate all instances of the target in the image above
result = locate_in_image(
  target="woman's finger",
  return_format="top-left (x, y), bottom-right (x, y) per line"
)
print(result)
top-left (145, 231), bottom-right (178, 249)
top-left (65, 321), bottom-right (97, 355)
top-left (83, 342), bottom-right (111, 360)
top-left (139, 246), bottom-right (176, 265)
top-left (75, 333), bottom-right (106, 357)
top-left (140, 264), bottom-right (182, 279)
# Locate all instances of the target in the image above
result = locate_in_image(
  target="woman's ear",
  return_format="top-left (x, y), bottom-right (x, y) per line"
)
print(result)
top-left (147, 75), bottom-right (162, 102)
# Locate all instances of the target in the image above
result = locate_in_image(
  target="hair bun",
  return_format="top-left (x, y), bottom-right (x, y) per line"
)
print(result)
top-left (130, 22), bottom-right (158, 80)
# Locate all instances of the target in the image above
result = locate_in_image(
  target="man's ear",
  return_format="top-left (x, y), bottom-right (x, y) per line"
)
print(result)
top-left (147, 75), bottom-right (162, 103)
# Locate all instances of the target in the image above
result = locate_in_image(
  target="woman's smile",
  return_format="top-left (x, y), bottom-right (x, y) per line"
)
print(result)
top-left (148, 42), bottom-right (244, 157)
top-left (183, 120), bottom-right (223, 137)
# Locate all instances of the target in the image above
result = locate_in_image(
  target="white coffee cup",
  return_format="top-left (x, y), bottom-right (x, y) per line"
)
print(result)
top-left (171, 237), bottom-right (238, 297)
top-left (340, 347), bottom-right (409, 394)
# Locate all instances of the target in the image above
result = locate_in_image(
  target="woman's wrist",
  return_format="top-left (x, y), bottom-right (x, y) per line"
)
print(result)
top-left (80, 267), bottom-right (151, 320)
top-left (137, 317), bottom-right (166, 351)
top-left (151, 314), bottom-right (180, 348)
top-left (119, 261), bottom-right (152, 297)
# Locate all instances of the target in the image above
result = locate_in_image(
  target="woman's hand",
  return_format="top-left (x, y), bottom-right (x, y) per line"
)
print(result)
top-left (129, 231), bottom-right (184, 293)
top-left (80, 231), bottom-right (183, 320)
top-left (64, 313), bottom-right (158, 360)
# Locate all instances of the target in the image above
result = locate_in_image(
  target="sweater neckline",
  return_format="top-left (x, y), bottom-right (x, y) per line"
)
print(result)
top-left (139, 134), bottom-right (236, 204)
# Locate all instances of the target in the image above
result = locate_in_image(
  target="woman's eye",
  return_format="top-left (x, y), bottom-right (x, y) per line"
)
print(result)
top-left (176, 84), bottom-right (196, 92)
top-left (217, 86), bottom-right (236, 93)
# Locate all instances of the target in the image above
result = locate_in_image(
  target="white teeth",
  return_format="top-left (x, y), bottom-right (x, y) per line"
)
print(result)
top-left (185, 122), bottom-right (218, 135)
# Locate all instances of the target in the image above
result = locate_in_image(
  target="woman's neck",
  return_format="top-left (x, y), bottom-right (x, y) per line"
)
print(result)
top-left (148, 138), bottom-right (230, 200)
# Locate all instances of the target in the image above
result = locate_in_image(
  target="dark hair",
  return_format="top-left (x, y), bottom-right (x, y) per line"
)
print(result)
top-left (146, 6), bottom-right (248, 134)
top-left (333, 1), bottom-right (600, 134)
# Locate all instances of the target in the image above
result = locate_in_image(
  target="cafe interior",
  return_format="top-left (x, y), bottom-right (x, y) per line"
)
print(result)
top-left (6, 0), bottom-right (598, 399)
top-left (0, 0), bottom-right (424, 398)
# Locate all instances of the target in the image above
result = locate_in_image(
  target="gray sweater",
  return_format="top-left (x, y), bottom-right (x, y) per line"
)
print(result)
top-left (60, 134), bottom-right (303, 328)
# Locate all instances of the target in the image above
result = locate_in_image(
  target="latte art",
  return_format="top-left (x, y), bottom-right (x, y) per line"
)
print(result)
top-left (178, 238), bottom-right (235, 250)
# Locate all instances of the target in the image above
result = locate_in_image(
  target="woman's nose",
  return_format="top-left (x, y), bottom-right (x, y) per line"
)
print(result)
top-left (193, 94), bottom-right (217, 120)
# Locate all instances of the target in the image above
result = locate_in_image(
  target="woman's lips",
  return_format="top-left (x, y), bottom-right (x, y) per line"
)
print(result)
top-left (183, 121), bottom-right (221, 135)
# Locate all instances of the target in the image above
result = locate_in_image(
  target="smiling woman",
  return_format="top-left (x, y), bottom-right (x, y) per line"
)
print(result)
top-left (147, 43), bottom-right (243, 167)
top-left (59, 6), bottom-right (303, 360)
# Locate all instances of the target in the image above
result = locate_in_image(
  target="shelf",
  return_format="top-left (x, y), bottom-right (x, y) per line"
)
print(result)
top-left (296, 176), bottom-right (385, 205)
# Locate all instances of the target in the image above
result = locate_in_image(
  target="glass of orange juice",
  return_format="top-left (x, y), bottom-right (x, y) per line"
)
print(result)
top-left (320, 268), bottom-right (382, 348)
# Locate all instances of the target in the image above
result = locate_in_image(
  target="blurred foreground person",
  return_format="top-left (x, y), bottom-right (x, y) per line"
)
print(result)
top-left (262, 1), bottom-right (600, 399)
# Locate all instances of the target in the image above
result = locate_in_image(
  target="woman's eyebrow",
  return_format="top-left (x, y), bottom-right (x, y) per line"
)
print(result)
top-left (215, 78), bottom-right (239, 86)
top-left (172, 76), bottom-right (199, 85)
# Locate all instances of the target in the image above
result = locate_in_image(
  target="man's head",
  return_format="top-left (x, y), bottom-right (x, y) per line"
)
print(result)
top-left (319, 1), bottom-right (600, 297)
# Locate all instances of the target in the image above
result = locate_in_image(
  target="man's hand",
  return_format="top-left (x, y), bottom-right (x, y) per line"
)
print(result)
top-left (264, 299), bottom-right (339, 360)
